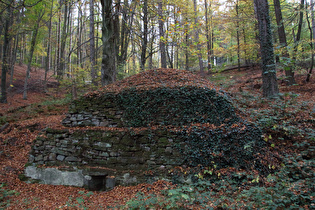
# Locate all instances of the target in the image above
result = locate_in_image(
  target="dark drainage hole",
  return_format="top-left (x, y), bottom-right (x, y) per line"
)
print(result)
top-left (86, 175), bottom-right (107, 191)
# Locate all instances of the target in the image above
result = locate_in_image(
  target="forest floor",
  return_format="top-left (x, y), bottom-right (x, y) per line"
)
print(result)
top-left (0, 65), bottom-right (314, 209)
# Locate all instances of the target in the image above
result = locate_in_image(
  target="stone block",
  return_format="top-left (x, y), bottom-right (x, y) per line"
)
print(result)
top-left (48, 153), bottom-right (57, 160)
top-left (99, 121), bottom-right (109, 127)
top-left (65, 156), bottom-right (81, 162)
top-left (35, 155), bottom-right (43, 162)
top-left (106, 177), bottom-right (115, 189)
top-left (57, 155), bottom-right (65, 161)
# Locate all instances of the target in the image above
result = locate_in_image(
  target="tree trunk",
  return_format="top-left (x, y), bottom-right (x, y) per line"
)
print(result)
top-left (185, 15), bottom-right (189, 71)
top-left (57, 0), bottom-right (68, 81)
top-left (100, 0), bottom-right (116, 86)
top-left (193, 0), bottom-right (203, 73)
top-left (90, 0), bottom-right (97, 85)
top-left (205, 0), bottom-right (212, 72)
top-left (254, 0), bottom-right (279, 98)
top-left (292, 0), bottom-right (304, 83)
top-left (236, 0), bottom-right (241, 71)
top-left (274, 0), bottom-right (295, 85)
top-left (45, 0), bottom-right (54, 92)
top-left (306, 0), bottom-right (315, 82)
top-left (158, 0), bottom-right (167, 68)
top-left (9, 34), bottom-right (18, 88)
top-left (1, 6), bottom-right (12, 103)
top-left (140, 0), bottom-right (148, 71)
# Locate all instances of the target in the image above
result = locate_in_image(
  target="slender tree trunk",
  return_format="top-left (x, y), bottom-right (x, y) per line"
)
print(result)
top-left (306, 0), bottom-right (315, 82)
top-left (291, 0), bottom-right (304, 84)
top-left (140, 0), bottom-right (148, 71)
top-left (243, 29), bottom-right (249, 64)
top-left (193, 0), bottom-right (203, 73)
top-left (101, 0), bottom-right (116, 86)
top-left (1, 6), bottom-right (12, 103)
top-left (274, 0), bottom-right (295, 85)
top-left (185, 15), bottom-right (189, 71)
top-left (57, 0), bottom-right (68, 81)
top-left (205, 0), bottom-right (212, 72)
top-left (45, 0), bottom-right (54, 92)
top-left (90, 0), bottom-right (97, 85)
top-left (254, 0), bottom-right (279, 98)
top-left (158, 0), bottom-right (167, 68)
top-left (236, 0), bottom-right (241, 71)
top-left (9, 35), bottom-right (18, 88)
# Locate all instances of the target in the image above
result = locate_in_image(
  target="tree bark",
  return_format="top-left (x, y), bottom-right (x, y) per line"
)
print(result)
top-left (254, 0), bottom-right (279, 98)
top-left (236, 0), bottom-right (241, 71)
top-left (45, 0), bottom-right (54, 92)
top-left (274, 0), bottom-right (295, 85)
top-left (204, 0), bottom-right (211, 72)
top-left (306, 0), bottom-right (315, 82)
top-left (140, 0), bottom-right (148, 71)
top-left (193, 0), bottom-right (204, 73)
top-left (101, 0), bottom-right (116, 86)
top-left (1, 6), bottom-right (12, 103)
top-left (90, 0), bottom-right (97, 85)
top-left (57, 0), bottom-right (68, 81)
top-left (291, 0), bottom-right (304, 84)
top-left (158, 0), bottom-right (167, 68)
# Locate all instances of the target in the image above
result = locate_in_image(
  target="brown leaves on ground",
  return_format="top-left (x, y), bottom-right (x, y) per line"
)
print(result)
top-left (86, 68), bottom-right (219, 98)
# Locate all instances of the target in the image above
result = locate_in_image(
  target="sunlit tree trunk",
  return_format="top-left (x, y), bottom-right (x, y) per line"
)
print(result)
top-left (306, 0), bottom-right (314, 82)
top-left (274, 0), bottom-right (295, 85)
top-left (291, 0), bottom-right (304, 84)
top-left (158, 0), bottom-right (167, 68)
top-left (254, 0), bottom-right (279, 98)
top-left (101, 0), bottom-right (116, 86)
top-left (193, 0), bottom-right (203, 73)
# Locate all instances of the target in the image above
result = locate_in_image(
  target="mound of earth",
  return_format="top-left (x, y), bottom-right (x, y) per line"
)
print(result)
top-left (62, 69), bottom-right (268, 171)
top-left (26, 69), bottom-right (270, 190)
top-left (63, 69), bottom-right (239, 127)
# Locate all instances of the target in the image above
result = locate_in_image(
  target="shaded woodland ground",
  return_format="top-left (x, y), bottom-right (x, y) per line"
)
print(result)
top-left (0, 65), bottom-right (314, 209)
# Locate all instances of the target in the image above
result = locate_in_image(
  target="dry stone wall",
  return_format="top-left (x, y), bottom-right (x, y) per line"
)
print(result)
top-left (27, 128), bottom-right (185, 189)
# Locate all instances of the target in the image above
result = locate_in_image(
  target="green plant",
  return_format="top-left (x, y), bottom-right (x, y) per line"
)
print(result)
top-left (64, 191), bottom-right (93, 210)
top-left (238, 153), bottom-right (314, 209)
top-left (0, 116), bottom-right (7, 126)
top-left (0, 183), bottom-right (16, 209)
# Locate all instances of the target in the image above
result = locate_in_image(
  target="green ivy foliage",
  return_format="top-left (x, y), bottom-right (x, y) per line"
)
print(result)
top-left (177, 121), bottom-right (267, 173)
top-left (75, 86), bottom-right (238, 127)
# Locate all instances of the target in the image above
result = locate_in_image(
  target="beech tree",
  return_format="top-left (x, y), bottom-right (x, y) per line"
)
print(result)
top-left (100, 0), bottom-right (116, 86)
top-left (254, 0), bottom-right (279, 97)
top-left (158, 0), bottom-right (167, 68)
top-left (0, 3), bottom-right (13, 103)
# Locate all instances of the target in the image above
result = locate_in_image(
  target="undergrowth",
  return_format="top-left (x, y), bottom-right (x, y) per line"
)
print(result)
top-left (117, 151), bottom-right (314, 209)
top-left (116, 84), bottom-right (314, 209)
top-left (0, 183), bottom-right (16, 209)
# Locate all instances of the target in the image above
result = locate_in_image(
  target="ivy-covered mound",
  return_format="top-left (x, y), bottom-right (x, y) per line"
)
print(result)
top-left (63, 68), bottom-right (269, 173)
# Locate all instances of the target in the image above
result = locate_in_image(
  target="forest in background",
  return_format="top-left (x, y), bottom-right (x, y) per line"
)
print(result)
top-left (0, 0), bottom-right (314, 102)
